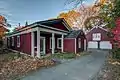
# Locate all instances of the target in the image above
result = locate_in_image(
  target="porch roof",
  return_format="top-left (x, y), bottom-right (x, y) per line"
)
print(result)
top-left (6, 18), bottom-right (72, 36)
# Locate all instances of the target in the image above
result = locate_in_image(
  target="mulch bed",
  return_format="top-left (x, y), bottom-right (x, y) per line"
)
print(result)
top-left (92, 54), bottom-right (120, 80)
top-left (0, 52), bottom-right (55, 80)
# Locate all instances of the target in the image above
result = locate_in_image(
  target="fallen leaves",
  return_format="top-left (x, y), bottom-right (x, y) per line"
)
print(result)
top-left (92, 54), bottom-right (120, 80)
top-left (0, 53), bottom-right (55, 80)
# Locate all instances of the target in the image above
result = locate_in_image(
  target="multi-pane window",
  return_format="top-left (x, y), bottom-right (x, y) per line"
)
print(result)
top-left (17, 36), bottom-right (20, 47)
top-left (78, 38), bottom-right (81, 48)
top-left (12, 37), bottom-right (14, 46)
top-left (57, 38), bottom-right (62, 49)
top-left (92, 33), bottom-right (101, 41)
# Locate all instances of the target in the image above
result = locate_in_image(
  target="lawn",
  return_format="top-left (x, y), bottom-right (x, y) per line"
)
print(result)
top-left (43, 51), bottom-right (89, 60)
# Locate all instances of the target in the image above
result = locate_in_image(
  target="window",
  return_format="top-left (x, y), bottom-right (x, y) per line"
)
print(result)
top-left (7, 37), bottom-right (10, 47)
top-left (12, 37), bottom-right (14, 46)
top-left (17, 36), bottom-right (20, 47)
top-left (57, 38), bottom-right (62, 49)
top-left (92, 33), bottom-right (101, 41)
top-left (78, 38), bottom-right (81, 48)
top-left (50, 37), bottom-right (52, 49)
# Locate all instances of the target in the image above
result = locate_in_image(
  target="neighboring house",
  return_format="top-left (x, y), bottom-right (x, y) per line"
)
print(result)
top-left (86, 26), bottom-right (112, 49)
top-left (6, 18), bottom-right (86, 58)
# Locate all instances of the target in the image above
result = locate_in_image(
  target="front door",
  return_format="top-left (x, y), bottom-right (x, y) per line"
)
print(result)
top-left (40, 37), bottom-right (45, 55)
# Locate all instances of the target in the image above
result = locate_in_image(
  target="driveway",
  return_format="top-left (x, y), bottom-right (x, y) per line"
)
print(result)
top-left (21, 50), bottom-right (108, 80)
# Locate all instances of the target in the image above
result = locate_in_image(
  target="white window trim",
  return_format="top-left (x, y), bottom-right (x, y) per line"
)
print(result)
top-left (78, 38), bottom-right (81, 48)
top-left (12, 37), bottom-right (14, 46)
top-left (50, 37), bottom-right (52, 49)
top-left (92, 33), bottom-right (101, 41)
top-left (57, 38), bottom-right (62, 49)
top-left (17, 36), bottom-right (20, 47)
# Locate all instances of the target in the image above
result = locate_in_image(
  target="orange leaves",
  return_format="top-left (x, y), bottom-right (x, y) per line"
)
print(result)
top-left (100, 0), bottom-right (106, 4)
top-left (0, 15), bottom-right (8, 38)
top-left (58, 10), bottom-right (80, 27)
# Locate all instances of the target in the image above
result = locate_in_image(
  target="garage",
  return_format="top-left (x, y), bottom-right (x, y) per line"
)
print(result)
top-left (100, 41), bottom-right (112, 49)
top-left (88, 41), bottom-right (98, 49)
top-left (86, 27), bottom-right (113, 50)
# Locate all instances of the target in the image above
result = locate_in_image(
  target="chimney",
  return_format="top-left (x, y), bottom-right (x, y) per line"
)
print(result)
top-left (18, 23), bottom-right (20, 27)
top-left (25, 21), bottom-right (28, 26)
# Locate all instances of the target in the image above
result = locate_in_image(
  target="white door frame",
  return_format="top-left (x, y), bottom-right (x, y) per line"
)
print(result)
top-left (40, 37), bottom-right (46, 55)
top-left (84, 39), bottom-right (86, 51)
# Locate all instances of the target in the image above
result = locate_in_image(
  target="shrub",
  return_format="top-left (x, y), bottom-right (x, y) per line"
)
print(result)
top-left (112, 48), bottom-right (120, 59)
top-left (0, 39), bottom-right (3, 48)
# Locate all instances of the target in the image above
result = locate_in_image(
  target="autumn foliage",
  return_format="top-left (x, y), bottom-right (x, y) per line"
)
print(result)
top-left (58, 10), bottom-right (80, 27)
top-left (111, 18), bottom-right (120, 48)
top-left (0, 15), bottom-right (8, 38)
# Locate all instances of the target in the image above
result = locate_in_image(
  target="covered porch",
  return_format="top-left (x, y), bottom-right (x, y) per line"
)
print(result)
top-left (31, 27), bottom-right (67, 58)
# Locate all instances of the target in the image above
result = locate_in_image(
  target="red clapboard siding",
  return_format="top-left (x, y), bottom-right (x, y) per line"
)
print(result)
top-left (10, 33), bottom-right (31, 55)
top-left (86, 27), bottom-right (110, 41)
top-left (53, 23), bottom-right (68, 31)
top-left (20, 33), bottom-right (31, 55)
top-left (64, 39), bottom-right (75, 53)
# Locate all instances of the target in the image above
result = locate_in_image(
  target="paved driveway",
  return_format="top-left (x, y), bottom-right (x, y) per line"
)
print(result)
top-left (21, 50), bottom-right (108, 80)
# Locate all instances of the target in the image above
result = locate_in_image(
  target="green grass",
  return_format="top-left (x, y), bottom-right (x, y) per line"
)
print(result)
top-left (43, 52), bottom-right (76, 59)
top-left (0, 52), bottom-right (24, 62)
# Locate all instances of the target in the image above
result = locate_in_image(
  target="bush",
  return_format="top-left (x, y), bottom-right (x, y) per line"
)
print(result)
top-left (0, 39), bottom-right (3, 48)
top-left (112, 48), bottom-right (120, 59)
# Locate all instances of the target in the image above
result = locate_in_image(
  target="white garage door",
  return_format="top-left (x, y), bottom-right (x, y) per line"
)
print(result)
top-left (88, 41), bottom-right (98, 48)
top-left (100, 41), bottom-right (112, 49)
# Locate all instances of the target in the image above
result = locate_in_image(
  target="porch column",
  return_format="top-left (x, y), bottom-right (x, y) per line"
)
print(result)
top-left (52, 33), bottom-right (55, 54)
top-left (31, 32), bottom-right (34, 57)
top-left (37, 28), bottom-right (40, 58)
top-left (61, 34), bottom-right (64, 52)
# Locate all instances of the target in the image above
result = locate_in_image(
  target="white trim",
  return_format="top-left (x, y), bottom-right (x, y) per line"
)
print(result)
top-left (40, 37), bottom-right (46, 55)
top-left (61, 34), bottom-right (64, 52)
top-left (37, 27), bottom-right (40, 58)
top-left (84, 39), bottom-right (86, 51)
top-left (31, 32), bottom-right (34, 57)
top-left (39, 24), bottom-right (69, 33)
top-left (78, 38), bottom-right (81, 48)
top-left (99, 27), bottom-right (108, 32)
top-left (15, 22), bottom-right (69, 34)
top-left (52, 33), bottom-right (55, 54)
top-left (57, 38), bottom-right (62, 49)
top-left (12, 37), bottom-right (14, 46)
top-left (7, 27), bottom-right (68, 37)
top-left (64, 38), bottom-right (75, 39)
top-left (86, 26), bottom-right (108, 35)
top-left (75, 38), bottom-right (76, 53)
top-left (62, 21), bottom-right (71, 31)
top-left (9, 49), bottom-right (33, 57)
top-left (50, 37), bottom-right (52, 49)
top-left (17, 36), bottom-right (20, 47)
top-left (92, 33), bottom-right (101, 41)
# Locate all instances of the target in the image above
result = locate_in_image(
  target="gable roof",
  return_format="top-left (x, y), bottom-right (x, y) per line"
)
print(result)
top-left (65, 30), bottom-right (84, 38)
top-left (36, 18), bottom-right (72, 31)
top-left (7, 18), bottom-right (72, 36)
top-left (15, 18), bottom-right (72, 32)
top-left (86, 26), bottom-right (108, 34)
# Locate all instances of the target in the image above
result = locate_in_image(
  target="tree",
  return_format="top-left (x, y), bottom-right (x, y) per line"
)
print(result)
top-left (58, 10), bottom-right (80, 27)
top-left (0, 15), bottom-right (9, 38)
top-left (64, 0), bottom-right (112, 30)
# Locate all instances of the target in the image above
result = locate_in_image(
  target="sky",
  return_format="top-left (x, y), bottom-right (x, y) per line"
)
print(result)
top-left (0, 0), bottom-right (94, 30)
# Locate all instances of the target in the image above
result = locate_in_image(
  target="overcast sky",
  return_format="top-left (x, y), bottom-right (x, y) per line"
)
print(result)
top-left (0, 0), bottom-right (94, 29)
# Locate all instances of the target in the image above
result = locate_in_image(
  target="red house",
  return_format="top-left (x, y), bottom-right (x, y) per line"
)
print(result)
top-left (6, 18), bottom-right (86, 58)
top-left (86, 26), bottom-right (112, 49)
